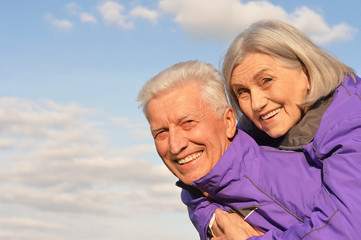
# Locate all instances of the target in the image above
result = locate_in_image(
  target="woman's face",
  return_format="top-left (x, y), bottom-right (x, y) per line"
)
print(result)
top-left (231, 52), bottom-right (310, 138)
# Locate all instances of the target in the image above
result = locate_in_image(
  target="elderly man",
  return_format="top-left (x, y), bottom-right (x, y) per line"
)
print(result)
top-left (137, 60), bottom-right (321, 240)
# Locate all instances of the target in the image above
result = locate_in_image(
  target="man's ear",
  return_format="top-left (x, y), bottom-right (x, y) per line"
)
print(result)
top-left (223, 107), bottom-right (237, 139)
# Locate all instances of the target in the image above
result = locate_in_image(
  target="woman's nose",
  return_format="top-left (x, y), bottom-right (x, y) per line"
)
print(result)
top-left (251, 91), bottom-right (267, 112)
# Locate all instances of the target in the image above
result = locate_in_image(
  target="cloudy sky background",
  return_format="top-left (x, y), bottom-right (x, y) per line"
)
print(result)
top-left (1, 0), bottom-right (360, 239)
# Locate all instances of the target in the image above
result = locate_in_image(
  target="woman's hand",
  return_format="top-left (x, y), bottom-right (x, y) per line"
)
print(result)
top-left (211, 209), bottom-right (264, 240)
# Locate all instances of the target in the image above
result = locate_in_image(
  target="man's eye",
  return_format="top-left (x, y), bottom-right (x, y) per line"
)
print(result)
top-left (183, 120), bottom-right (195, 130)
top-left (154, 130), bottom-right (167, 139)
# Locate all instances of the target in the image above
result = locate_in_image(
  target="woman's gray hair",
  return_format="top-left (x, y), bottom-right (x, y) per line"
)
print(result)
top-left (137, 60), bottom-right (229, 119)
top-left (222, 20), bottom-right (355, 119)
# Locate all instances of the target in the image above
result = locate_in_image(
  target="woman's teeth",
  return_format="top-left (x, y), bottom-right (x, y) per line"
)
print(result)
top-left (261, 108), bottom-right (281, 120)
top-left (178, 152), bottom-right (202, 165)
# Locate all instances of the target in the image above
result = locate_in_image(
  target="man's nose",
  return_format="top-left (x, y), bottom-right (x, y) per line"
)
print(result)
top-left (251, 90), bottom-right (267, 112)
top-left (168, 129), bottom-right (188, 155)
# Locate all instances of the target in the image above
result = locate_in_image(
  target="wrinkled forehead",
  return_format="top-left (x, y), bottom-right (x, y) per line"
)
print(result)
top-left (146, 82), bottom-right (210, 120)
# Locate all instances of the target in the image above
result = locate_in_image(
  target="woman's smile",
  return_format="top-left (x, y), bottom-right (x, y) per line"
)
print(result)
top-left (260, 107), bottom-right (281, 120)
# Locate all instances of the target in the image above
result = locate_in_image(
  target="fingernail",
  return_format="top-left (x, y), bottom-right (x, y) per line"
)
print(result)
top-left (215, 209), bottom-right (222, 215)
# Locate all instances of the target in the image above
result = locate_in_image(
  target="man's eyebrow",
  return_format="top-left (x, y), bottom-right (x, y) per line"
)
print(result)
top-left (177, 112), bottom-right (192, 122)
top-left (178, 111), bottom-right (203, 123)
top-left (151, 126), bottom-right (165, 133)
top-left (150, 112), bottom-right (198, 133)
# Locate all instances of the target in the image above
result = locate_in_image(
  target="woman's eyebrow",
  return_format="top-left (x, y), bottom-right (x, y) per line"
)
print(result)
top-left (232, 68), bottom-right (270, 85)
top-left (253, 68), bottom-right (269, 81)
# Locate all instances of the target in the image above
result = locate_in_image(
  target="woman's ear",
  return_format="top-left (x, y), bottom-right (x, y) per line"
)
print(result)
top-left (223, 107), bottom-right (237, 139)
top-left (302, 67), bottom-right (311, 91)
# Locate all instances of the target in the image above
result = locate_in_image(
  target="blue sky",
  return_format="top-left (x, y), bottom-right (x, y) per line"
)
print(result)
top-left (0, 0), bottom-right (360, 239)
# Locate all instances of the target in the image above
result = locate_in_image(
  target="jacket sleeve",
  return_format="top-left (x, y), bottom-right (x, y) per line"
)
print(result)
top-left (180, 187), bottom-right (229, 240)
top-left (248, 113), bottom-right (361, 239)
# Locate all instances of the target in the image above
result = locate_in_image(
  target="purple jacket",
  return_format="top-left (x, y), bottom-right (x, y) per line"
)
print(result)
top-left (179, 130), bottom-right (322, 240)
top-left (179, 74), bottom-right (361, 240)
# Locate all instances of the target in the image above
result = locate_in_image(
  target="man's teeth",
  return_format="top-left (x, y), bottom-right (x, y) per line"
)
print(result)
top-left (261, 108), bottom-right (281, 120)
top-left (178, 152), bottom-right (202, 165)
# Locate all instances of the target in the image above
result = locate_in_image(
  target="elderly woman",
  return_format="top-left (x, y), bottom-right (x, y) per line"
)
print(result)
top-left (185, 20), bottom-right (361, 240)
top-left (217, 20), bottom-right (361, 239)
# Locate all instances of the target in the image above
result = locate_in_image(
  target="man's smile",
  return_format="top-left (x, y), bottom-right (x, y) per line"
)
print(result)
top-left (177, 151), bottom-right (203, 165)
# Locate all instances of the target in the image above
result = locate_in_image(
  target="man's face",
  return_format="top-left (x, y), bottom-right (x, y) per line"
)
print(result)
top-left (147, 82), bottom-right (235, 185)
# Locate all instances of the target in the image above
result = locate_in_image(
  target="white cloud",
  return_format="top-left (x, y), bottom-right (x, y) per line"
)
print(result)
top-left (0, 229), bottom-right (66, 240)
top-left (110, 116), bottom-right (152, 140)
top-left (65, 2), bottom-right (97, 24)
top-left (110, 116), bottom-right (143, 128)
top-left (66, 2), bottom-right (81, 15)
top-left (0, 138), bottom-right (14, 149)
top-left (130, 6), bottom-right (158, 23)
top-left (117, 143), bottom-right (156, 156)
top-left (97, 1), bottom-right (159, 29)
top-left (288, 6), bottom-right (357, 44)
top-left (129, 128), bottom-right (153, 140)
top-left (46, 1), bottom-right (357, 43)
top-left (45, 14), bottom-right (73, 30)
top-left (159, 0), bottom-right (286, 41)
top-left (0, 231), bottom-right (15, 239)
top-left (0, 97), bottom-right (181, 222)
top-left (80, 12), bottom-right (97, 23)
top-left (51, 19), bottom-right (73, 30)
top-left (0, 218), bottom-right (64, 230)
top-left (158, 0), bottom-right (357, 44)
top-left (97, 1), bottom-right (133, 29)
top-left (0, 97), bottom-right (96, 139)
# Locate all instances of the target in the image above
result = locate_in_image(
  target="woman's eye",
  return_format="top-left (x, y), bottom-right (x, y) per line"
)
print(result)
top-left (263, 78), bottom-right (272, 84)
top-left (236, 88), bottom-right (248, 96)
